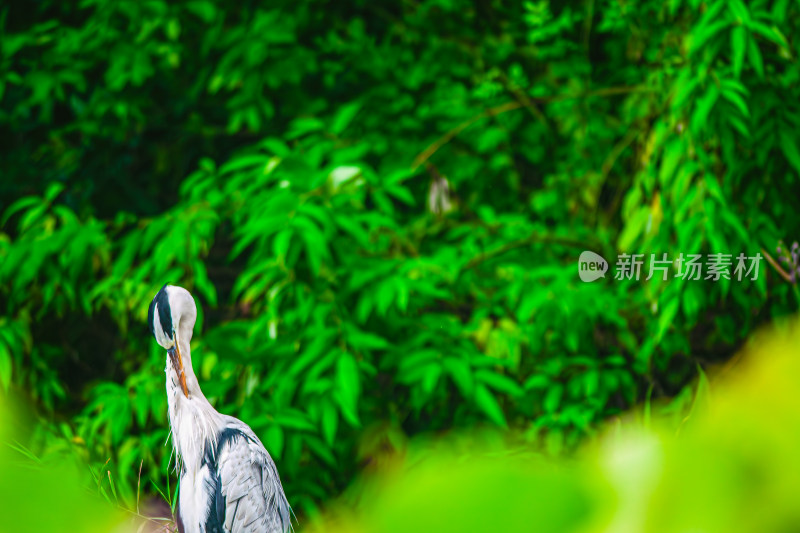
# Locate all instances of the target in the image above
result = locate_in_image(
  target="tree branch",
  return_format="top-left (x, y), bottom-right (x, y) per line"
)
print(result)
top-left (412, 85), bottom-right (653, 168)
top-left (463, 233), bottom-right (596, 271)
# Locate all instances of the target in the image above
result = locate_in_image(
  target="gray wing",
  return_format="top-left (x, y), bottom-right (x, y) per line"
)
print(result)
top-left (215, 422), bottom-right (291, 533)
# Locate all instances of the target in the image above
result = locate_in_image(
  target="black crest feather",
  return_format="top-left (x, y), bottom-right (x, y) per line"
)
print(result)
top-left (148, 284), bottom-right (174, 340)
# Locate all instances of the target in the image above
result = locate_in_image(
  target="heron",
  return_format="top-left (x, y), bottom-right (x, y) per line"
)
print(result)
top-left (147, 284), bottom-right (291, 533)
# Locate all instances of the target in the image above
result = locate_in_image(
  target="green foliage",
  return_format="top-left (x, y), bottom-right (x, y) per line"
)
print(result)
top-left (1, 0), bottom-right (799, 519)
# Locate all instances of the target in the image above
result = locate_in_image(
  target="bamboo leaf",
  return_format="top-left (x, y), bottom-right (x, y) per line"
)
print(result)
top-left (731, 26), bottom-right (747, 78)
top-left (690, 85), bottom-right (720, 134)
top-left (474, 384), bottom-right (507, 427)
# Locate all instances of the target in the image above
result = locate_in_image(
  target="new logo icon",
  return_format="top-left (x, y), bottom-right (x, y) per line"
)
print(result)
top-left (578, 251), bottom-right (608, 282)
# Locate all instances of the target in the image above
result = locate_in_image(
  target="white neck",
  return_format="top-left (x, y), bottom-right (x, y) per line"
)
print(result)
top-left (166, 330), bottom-right (221, 476)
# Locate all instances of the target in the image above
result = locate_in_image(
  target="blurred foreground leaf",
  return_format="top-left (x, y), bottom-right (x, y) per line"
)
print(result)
top-left (307, 319), bottom-right (800, 533)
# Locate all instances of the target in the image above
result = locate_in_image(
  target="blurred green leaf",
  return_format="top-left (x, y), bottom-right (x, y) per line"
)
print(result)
top-left (336, 352), bottom-right (361, 427)
top-left (474, 384), bottom-right (507, 427)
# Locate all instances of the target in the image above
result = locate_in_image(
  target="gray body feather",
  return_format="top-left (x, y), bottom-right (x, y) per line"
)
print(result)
top-left (209, 417), bottom-right (291, 532)
top-left (176, 415), bottom-right (291, 533)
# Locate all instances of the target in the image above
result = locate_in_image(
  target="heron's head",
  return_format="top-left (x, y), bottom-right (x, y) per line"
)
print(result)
top-left (148, 284), bottom-right (197, 397)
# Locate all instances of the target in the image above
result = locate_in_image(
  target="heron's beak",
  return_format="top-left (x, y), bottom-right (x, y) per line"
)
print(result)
top-left (168, 335), bottom-right (190, 398)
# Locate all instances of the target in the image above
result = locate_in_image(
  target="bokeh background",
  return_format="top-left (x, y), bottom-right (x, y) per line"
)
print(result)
top-left (2, 0), bottom-right (800, 531)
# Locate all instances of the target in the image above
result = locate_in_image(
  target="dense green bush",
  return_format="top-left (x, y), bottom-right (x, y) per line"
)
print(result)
top-left (1, 0), bottom-right (799, 518)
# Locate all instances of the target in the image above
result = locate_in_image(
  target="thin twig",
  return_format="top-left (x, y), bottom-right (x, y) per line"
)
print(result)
top-left (594, 127), bottom-right (640, 225)
top-left (601, 128), bottom-right (639, 178)
top-left (412, 101), bottom-right (522, 169)
top-left (541, 85), bottom-right (653, 102)
top-left (497, 71), bottom-right (548, 127)
top-left (761, 247), bottom-right (794, 283)
top-left (583, 0), bottom-right (596, 52)
top-left (137, 459), bottom-right (143, 515)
